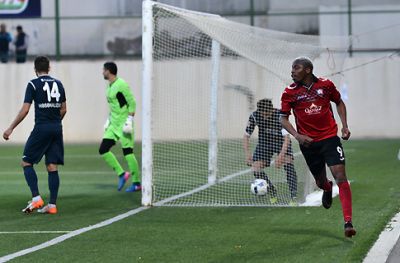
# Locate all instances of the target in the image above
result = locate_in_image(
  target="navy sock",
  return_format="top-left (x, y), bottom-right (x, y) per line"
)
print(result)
top-left (48, 171), bottom-right (60, 205)
top-left (23, 166), bottom-right (39, 197)
top-left (284, 163), bottom-right (298, 198)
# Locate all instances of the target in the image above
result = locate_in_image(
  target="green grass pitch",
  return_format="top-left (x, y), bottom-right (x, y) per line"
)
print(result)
top-left (0, 139), bottom-right (399, 262)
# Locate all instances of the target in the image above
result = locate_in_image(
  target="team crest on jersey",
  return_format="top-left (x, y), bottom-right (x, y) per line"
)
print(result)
top-left (317, 89), bottom-right (323, 95)
top-left (305, 103), bottom-right (322, 115)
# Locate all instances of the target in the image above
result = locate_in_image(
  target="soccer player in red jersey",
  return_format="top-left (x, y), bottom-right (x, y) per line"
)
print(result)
top-left (280, 57), bottom-right (356, 237)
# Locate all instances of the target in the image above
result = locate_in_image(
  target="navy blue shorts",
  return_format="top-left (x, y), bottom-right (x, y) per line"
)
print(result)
top-left (23, 124), bottom-right (64, 165)
top-left (253, 140), bottom-right (293, 166)
top-left (300, 136), bottom-right (345, 177)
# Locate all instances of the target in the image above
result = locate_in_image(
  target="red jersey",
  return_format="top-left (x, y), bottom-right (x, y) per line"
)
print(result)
top-left (280, 77), bottom-right (341, 142)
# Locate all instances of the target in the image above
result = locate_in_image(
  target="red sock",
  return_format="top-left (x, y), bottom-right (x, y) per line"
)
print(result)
top-left (322, 180), bottom-right (332, 191)
top-left (338, 181), bottom-right (352, 222)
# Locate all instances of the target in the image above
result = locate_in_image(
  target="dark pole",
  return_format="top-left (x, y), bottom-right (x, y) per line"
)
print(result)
top-left (348, 0), bottom-right (353, 57)
top-left (55, 0), bottom-right (61, 60)
top-left (250, 0), bottom-right (255, 26)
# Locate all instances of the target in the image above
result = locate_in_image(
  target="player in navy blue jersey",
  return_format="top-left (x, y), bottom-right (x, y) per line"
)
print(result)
top-left (3, 56), bottom-right (66, 214)
top-left (243, 98), bottom-right (297, 205)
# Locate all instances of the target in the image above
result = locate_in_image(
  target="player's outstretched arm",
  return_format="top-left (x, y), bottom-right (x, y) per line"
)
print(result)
top-left (336, 99), bottom-right (351, 140)
top-left (3, 103), bottom-right (31, 140)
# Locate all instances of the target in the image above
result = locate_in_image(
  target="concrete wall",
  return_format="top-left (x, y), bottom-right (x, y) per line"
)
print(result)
top-left (0, 56), bottom-right (398, 145)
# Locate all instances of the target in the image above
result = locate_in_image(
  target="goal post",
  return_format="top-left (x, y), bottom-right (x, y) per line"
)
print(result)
top-left (141, 0), bottom-right (349, 207)
top-left (141, 0), bottom-right (154, 206)
top-left (208, 39), bottom-right (221, 185)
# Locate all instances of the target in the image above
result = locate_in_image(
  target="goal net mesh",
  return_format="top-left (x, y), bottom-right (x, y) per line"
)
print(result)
top-left (147, 1), bottom-right (349, 206)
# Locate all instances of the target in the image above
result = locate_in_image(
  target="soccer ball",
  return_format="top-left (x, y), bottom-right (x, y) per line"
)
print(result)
top-left (250, 179), bottom-right (269, 196)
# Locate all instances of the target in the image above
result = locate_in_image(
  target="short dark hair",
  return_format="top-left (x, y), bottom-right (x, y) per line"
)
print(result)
top-left (293, 57), bottom-right (313, 71)
top-left (34, 56), bottom-right (50, 73)
top-left (257, 98), bottom-right (273, 112)
top-left (16, 25), bottom-right (22, 31)
top-left (104, 62), bottom-right (118, 75)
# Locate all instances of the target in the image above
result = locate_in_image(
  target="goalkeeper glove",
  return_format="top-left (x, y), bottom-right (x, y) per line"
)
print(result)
top-left (123, 115), bottom-right (134, 134)
top-left (104, 118), bottom-right (110, 130)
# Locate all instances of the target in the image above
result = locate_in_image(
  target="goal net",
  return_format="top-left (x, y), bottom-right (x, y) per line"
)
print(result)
top-left (142, 0), bottom-right (349, 206)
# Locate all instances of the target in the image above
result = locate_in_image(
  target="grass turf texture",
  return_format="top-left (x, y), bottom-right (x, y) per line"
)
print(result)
top-left (0, 139), bottom-right (399, 262)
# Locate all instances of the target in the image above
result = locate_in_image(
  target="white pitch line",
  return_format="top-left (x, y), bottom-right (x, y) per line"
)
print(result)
top-left (0, 206), bottom-right (149, 263)
top-left (363, 212), bottom-right (400, 263)
top-left (0, 154), bottom-right (118, 160)
top-left (0, 231), bottom-right (71, 234)
top-left (0, 171), bottom-right (111, 175)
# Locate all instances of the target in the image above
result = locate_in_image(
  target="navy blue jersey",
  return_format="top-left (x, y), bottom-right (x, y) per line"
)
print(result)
top-left (245, 109), bottom-right (284, 144)
top-left (24, 75), bottom-right (66, 125)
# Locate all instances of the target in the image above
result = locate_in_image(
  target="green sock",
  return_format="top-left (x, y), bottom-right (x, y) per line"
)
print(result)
top-left (125, 153), bottom-right (140, 183)
top-left (102, 152), bottom-right (124, 176)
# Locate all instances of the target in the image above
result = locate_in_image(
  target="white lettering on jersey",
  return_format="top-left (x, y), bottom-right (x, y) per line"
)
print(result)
top-left (43, 82), bottom-right (61, 102)
top-left (304, 103), bottom-right (322, 115)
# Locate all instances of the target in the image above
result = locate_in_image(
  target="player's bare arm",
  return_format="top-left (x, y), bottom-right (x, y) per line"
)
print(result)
top-left (336, 99), bottom-right (351, 140)
top-left (242, 134), bottom-right (252, 166)
top-left (281, 115), bottom-right (313, 147)
top-left (3, 103), bottom-right (31, 140)
top-left (60, 102), bottom-right (67, 120)
top-left (276, 134), bottom-right (290, 168)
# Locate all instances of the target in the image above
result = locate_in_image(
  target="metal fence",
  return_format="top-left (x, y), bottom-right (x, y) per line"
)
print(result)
top-left (0, 0), bottom-right (399, 60)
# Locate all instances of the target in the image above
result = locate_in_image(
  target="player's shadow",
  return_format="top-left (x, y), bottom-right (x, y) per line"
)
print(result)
top-left (269, 226), bottom-right (344, 241)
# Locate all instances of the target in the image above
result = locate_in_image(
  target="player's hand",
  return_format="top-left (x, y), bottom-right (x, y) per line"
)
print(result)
top-left (103, 118), bottom-right (110, 130)
top-left (3, 128), bottom-right (12, 140)
top-left (275, 153), bottom-right (284, 169)
top-left (341, 127), bottom-right (351, 140)
top-left (245, 155), bottom-right (253, 166)
top-left (295, 134), bottom-right (314, 147)
top-left (123, 115), bottom-right (133, 134)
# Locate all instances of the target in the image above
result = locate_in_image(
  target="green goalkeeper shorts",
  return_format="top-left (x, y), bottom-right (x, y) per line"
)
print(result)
top-left (103, 126), bottom-right (135, 148)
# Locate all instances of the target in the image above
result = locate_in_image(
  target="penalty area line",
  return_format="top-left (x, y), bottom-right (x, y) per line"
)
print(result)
top-left (0, 231), bottom-right (71, 234)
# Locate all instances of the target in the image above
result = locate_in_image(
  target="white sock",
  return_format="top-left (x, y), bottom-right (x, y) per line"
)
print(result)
top-left (32, 195), bottom-right (42, 202)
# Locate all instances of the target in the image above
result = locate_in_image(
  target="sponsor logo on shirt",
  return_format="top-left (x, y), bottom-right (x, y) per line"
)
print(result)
top-left (304, 103), bottom-right (322, 115)
top-left (296, 94), bottom-right (308, 100)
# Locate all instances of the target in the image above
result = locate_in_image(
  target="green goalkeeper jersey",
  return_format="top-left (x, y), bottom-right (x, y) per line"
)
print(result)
top-left (106, 77), bottom-right (136, 137)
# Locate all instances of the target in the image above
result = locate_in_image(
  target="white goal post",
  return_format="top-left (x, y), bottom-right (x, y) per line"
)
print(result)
top-left (141, 0), bottom-right (349, 207)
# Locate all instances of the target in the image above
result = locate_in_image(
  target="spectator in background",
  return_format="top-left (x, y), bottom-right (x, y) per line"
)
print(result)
top-left (14, 25), bottom-right (28, 63)
top-left (0, 23), bottom-right (12, 63)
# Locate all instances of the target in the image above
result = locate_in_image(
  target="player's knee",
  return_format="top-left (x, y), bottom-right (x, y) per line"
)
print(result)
top-left (315, 178), bottom-right (326, 189)
top-left (252, 161), bottom-right (265, 171)
top-left (21, 161), bottom-right (32, 168)
top-left (333, 172), bottom-right (347, 183)
top-left (98, 145), bottom-right (109, 155)
top-left (122, 148), bottom-right (133, 156)
top-left (99, 139), bottom-right (115, 155)
top-left (46, 164), bottom-right (57, 172)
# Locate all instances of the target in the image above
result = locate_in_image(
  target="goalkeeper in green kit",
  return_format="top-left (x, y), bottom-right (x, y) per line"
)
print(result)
top-left (99, 62), bottom-right (141, 192)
